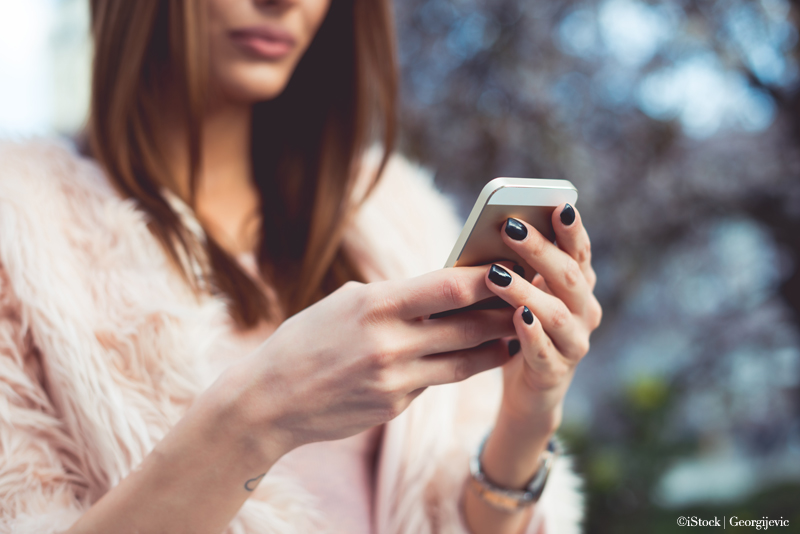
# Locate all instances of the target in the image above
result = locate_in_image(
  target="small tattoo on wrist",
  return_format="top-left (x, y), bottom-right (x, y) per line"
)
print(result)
top-left (244, 473), bottom-right (266, 491)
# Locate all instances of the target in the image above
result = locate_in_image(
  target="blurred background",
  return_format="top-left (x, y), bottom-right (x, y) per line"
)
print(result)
top-left (1, 0), bottom-right (798, 531)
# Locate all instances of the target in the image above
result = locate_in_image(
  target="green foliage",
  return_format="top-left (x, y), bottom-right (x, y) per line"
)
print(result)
top-left (560, 376), bottom-right (800, 533)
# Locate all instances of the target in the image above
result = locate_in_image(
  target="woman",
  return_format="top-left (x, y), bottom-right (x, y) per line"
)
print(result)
top-left (0, 0), bottom-right (600, 533)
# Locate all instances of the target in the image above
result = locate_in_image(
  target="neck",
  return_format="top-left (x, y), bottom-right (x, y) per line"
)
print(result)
top-left (167, 100), bottom-right (261, 256)
top-left (198, 100), bottom-right (253, 200)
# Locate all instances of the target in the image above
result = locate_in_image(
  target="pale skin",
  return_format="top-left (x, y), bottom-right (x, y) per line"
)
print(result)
top-left (66, 1), bottom-right (602, 533)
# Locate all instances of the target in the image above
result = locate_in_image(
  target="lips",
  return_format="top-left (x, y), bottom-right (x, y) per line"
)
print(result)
top-left (229, 26), bottom-right (296, 60)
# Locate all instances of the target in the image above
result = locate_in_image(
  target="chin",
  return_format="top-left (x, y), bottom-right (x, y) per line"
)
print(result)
top-left (214, 64), bottom-right (295, 105)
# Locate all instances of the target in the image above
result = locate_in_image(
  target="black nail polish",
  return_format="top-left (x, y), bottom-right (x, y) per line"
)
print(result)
top-left (560, 204), bottom-right (575, 226)
top-left (508, 339), bottom-right (521, 357)
top-left (488, 265), bottom-right (512, 287)
top-left (504, 218), bottom-right (528, 240)
top-left (522, 306), bottom-right (534, 325)
top-left (512, 265), bottom-right (525, 278)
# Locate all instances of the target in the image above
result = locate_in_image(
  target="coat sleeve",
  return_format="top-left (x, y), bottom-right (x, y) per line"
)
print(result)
top-left (0, 262), bottom-right (87, 533)
top-left (344, 152), bottom-right (584, 534)
top-left (0, 140), bottom-right (327, 534)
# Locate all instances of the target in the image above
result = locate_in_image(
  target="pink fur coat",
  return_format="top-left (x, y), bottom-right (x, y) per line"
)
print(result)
top-left (0, 140), bottom-right (583, 534)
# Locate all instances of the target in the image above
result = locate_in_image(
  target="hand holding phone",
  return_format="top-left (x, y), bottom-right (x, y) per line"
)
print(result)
top-left (431, 178), bottom-right (577, 318)
top-left (445, 177), bottom-right (578, 279)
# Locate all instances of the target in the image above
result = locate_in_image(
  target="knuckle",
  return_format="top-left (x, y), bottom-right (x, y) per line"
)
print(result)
top-left (440, 276), bottom-right (471, 310)
top-left (587, 297), bottom-right (603, 330)
top-left (360, 286), bottom-right (402, 326)
top-left (376, 370), bottom-right (405, 397)
top-left (576, 241), bottom-right (592, 265)
top-left (563, 258), bottom-right (582, 289)
top-left (585, 268), bottom-right (598, 291)
top-left (550, 305), bottom-right (571, 330)
top-left (367, 334), bottom-right (401, 369)
top-left (459, 319), bottom-right (484, 346)
top-left (341, 280), bottom-right (363, 291)
top-left (453, 356), bottom-right (475, 382)
top-left (367, 350), bottom-right (391, 371)
top-left (529, 335), bottom-right (553, 362)
top-left (574, 337), bottom-right (590, 359)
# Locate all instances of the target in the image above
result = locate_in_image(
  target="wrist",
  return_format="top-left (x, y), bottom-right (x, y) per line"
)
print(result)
top-left (500, 373), bottom-right (564, 437)
top-left (461, 412), bottom-right (558, 534)
top-left (469, 431), bottom-right (560, 511)
top-left (67, 368), bottom-right (289, 534)
top-left (480, 408), bottom-right (555, 491)
top-left (197, 362), bottom-right (291, 471)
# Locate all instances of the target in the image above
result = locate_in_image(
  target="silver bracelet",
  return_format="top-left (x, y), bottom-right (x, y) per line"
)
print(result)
top-left (467, 429), bottom-right (561, 512)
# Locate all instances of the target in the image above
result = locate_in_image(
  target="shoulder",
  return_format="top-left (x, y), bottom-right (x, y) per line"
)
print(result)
top-left (344, 150), bottom-right (464, 281)
top-left (0, 138), bottom-right (117, 213)
top-left (0, 140), bottom-right (230, 507)
top-left (0, 137), bottom-right (200, 311)
top-left (0, 137), bottom-right (162, 252)
top-left (0, 139), bottom-right (150, 263)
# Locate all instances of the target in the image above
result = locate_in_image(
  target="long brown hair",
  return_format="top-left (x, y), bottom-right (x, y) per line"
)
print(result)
top-left (88, 0), bottom-right (397, 328)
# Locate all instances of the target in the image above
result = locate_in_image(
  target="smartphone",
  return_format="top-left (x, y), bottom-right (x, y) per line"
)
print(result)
top-left (432, 177), bottom-right (577, 318)
top-left (445, 177), bottom-right (578, 277)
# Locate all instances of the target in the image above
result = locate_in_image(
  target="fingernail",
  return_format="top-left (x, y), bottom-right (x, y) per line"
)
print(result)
top-left (504, 218), bottom-right (528, 240)
top-left (512, 265), bottom-right (525, 278)
top-left (522, 306), bottom-right (534, 325)
top-left (560, 204), bottom-right (575, 226)
top-left (488, 264), bottom-right (512, 287)
top-left (508, 339), bottom-right (521, 357)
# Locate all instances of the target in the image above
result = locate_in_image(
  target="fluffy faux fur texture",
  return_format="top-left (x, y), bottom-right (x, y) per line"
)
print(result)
top-left (0, 139), bottom-right (583, 533)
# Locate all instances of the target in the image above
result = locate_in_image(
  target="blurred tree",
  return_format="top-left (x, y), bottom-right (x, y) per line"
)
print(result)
top-left (394, 0), bottom-right (800, 529)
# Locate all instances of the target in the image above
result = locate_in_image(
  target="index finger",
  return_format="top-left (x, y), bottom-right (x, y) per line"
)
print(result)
top-left (391, 266), bottom-right (496, 319)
